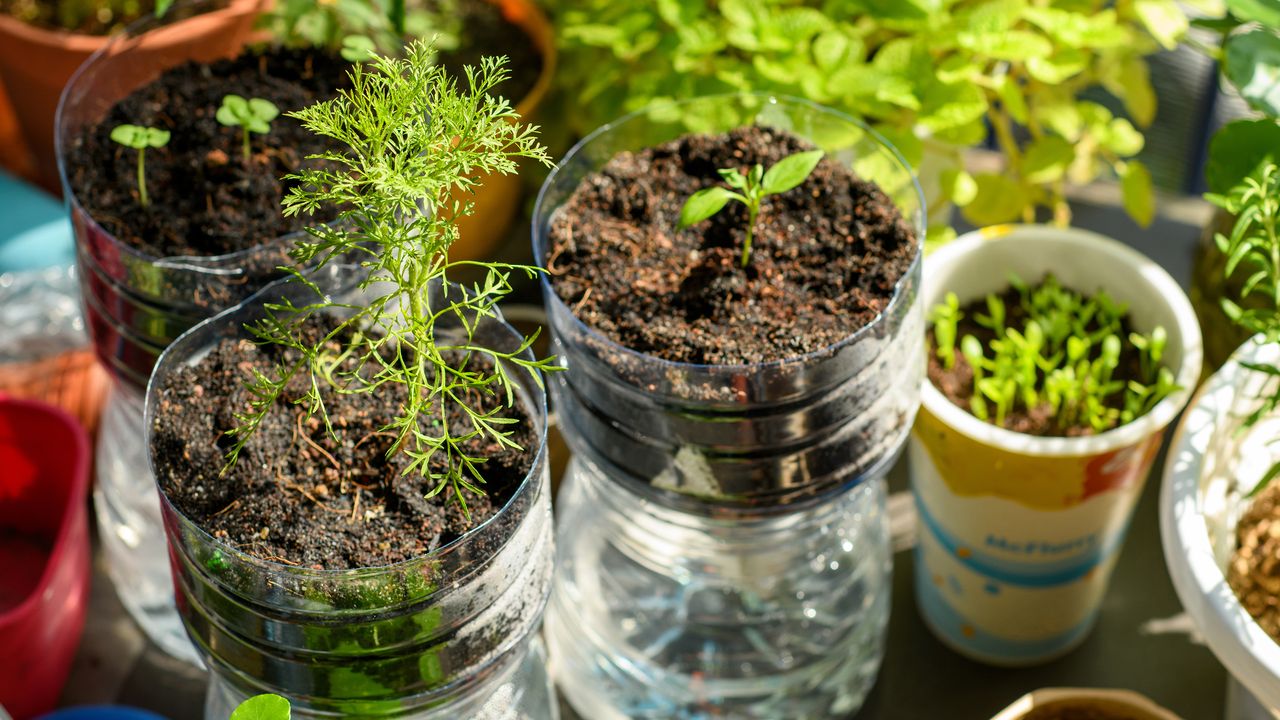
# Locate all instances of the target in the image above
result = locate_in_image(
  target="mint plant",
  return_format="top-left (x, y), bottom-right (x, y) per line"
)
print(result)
top-left (109, 124), bottom-right (170, 209)
top-left (260, 0), bottom-right (460, 58)
top-left (217, 95), bottom-right (280, 162)
top-left (932, 274), bottom-right (1178, 433)
top-left (230, 694), bottom-right (290, 720)
top-left (678, 149), bottom-right (823, 267)
top-left (222, 42), bottom-right (556, 514)
top-left (550, 0), bottom-right (1181, 239)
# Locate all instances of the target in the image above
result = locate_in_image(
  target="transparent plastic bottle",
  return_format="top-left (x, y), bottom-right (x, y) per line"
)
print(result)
top-left (95, 380), bottom-right (201, 665)
top-left (533, 95), bottom-right (925, 718)
top-left (146, 269), bottom-right (558, 719)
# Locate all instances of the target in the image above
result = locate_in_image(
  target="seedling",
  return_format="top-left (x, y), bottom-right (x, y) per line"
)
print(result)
top-left (223, 42), bottom-right (556, 515)
top-left (1211, 162), bottom-right (1280, 495)
top-left (109, 124), bottom-right (169, 208)
top-left (230, 694), bottom-right (289, 720)
top-left (932, 274), bottom-right (1179, 434)
top-left (216, 95), bottom-right (280, 162)
top-left (678, 149), bottom-right (824, 267)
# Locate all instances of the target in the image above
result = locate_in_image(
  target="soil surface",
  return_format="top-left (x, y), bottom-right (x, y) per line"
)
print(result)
top-left (545, 125), bottom-right (918, 365)
top-left (67, 46), bottom-right (352, 259)
top-left (1021, 701), bottom-right (1148, 720)
top-left (927, 281), bottom-right (1147, 437)
top-left (438, 0), bottom-right (542, 108)
top-left (1230, 482), bottom-right (1280, 642)
top-left (149, 321), bottom-right (535, 570)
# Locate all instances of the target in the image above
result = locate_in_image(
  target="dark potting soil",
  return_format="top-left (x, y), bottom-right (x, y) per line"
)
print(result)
top-left (1229, 482), bottom-right (1280, 644)
top-left (545, 126), bottom-right (918, 366)
top-left (927, 281), bottom-right (1148, 437)
top-left (149, 323), bottom-right (535, 570)
top-left (1021, 702), bottom-right (1146, 720)
top-left (67, 46), bottom-right (352, 259)
top-left (437, 0), bottom-right (543, 109)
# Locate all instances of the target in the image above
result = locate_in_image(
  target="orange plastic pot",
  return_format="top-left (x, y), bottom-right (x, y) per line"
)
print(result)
top-left (450, 0), bottom-right (556, 262)
top-left (0, 0), bottom-right (262, 194)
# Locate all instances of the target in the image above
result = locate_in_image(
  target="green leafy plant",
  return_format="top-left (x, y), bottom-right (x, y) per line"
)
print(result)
top-left (230, 694), bottom-right (290, 720)
top-left (109, 124), bottom-right (170, 208)
top-left (217, 95), bottom-right (280, 162)
top-left (678, 149), bottom-right (823, 267)
top-left (1211, 162), bottom-right (1280, 495)
top-left (223, 41), bottom-right (556, 514)
top-left (931, 274), bottom-right (1178, 433)
top-left (259, 0), bottom-right (460, 57)
top-left (550, 0), bottom-right (1182, 238)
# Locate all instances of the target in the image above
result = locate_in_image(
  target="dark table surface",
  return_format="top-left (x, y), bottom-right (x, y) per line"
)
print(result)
top-left (58, 186), bottom-right (1228, 720)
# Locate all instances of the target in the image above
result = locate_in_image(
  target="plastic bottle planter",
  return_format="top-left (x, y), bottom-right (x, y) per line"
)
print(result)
top-left (52, 0), bottom-right (293, 664)
top-left (910, 225), bottom-right (1202, 666)
top-left (1163, 337), bottom-right (1280, 719)
top-left (0, 398), bottom-right (91, 720)
top-left (145, 270), bottom-right (557, 719)
top-left (533, 96), bottom-right (925, 718)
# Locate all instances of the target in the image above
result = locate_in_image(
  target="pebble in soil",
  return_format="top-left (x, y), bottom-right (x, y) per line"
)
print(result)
top-left (149, 321), bottom-right (536, 570)
top-left (1230, 482), bottom-right (1280, 642)
top-left (545, 125), bottom-right (918, 366)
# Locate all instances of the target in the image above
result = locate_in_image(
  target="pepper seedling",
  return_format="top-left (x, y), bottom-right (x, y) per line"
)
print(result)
top-left (679, 148), bottom-right (824, 267)
top-left (110, 124), bottom-right (169, 209)
top-left (216, 94), bottom-right (280, 162)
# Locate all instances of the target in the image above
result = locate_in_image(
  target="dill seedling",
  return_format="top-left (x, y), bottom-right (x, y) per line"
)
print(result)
top-left (110, 124), bottom-right (169, 208)
top-left (216, 95), bottom-right (280, 162)
top-left (678, 149), bottom-right (824, 267)
top-left (222, 41), bottom-right (556, 515)
top-left (1209, 162), bottom-right (1280, 496)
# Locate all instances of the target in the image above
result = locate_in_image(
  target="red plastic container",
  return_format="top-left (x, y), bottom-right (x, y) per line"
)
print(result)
top-left (0, 397), bottom-right (91, 720)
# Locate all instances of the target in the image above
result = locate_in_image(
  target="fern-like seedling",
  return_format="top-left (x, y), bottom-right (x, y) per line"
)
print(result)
top-left (221, 41), bottom-right (556, 516)
top-left (110, 124), bottom-right (169, 208)
top-left (216, 95), bottom-right (280, 162)
top-left (678, 149), bottom-right (824, 267)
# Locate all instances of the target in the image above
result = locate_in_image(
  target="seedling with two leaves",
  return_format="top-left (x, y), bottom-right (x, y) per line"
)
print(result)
top-left (110, 124), bottom-right (170, 208)
top-left (931, 274), bottom-right (1179, 434)
top-left (217, 95), bottom-right (280, 162)
top-left (679, 149), bottom-right (824, 267)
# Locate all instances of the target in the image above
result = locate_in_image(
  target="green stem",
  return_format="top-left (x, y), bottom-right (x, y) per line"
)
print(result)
top-left (137, 148), bottom-right (148, 208)
top-left (742, 203), bottom-right (758, 268)
top-left (989, 103), bottom-right (1035, 223)
top-left (242, 128), bottom-right (251, 162)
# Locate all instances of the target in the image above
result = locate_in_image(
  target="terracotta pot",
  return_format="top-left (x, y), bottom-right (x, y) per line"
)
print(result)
top-left (0, 0), bottom-right (261, 194)
top-left (991, 688), bottom-right (1182, 720)
top-left (450, 0), bottom-right (557, 263)
top-left (0, 76), bottom-right (35, 180)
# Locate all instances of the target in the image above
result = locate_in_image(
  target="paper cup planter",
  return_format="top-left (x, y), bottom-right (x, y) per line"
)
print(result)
top-left (910, 225), bottom-right (1203, 666)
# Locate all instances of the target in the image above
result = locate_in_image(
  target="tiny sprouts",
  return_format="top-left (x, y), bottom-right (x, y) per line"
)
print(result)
top-left (1210, 162), bottom-right (1280, 495)
top-left (223, 42), bottom-right (556, 516)
top-left (679, 149), bottom-right (824, 267)
top-left (110, 124), bottom-right (169, 208)
top-left (931, 274), bottom-right (1179, 434)
top-left (217, 95), bottom-right (280, 162)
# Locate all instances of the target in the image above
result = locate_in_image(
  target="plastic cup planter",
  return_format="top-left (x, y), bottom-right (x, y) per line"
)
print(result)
top-left (0, 398), bottom-right (91, 720)
top-left (1162, 337), bottom-right (1280, 719)
top-left (145, 268), bottom-right (557, 719)
top-left (533, 95), bottom-right (925, 718)
top-left (909, 225), bottom-right (1203, 666)
top-left (990, 688), bottom-right (1182, 720)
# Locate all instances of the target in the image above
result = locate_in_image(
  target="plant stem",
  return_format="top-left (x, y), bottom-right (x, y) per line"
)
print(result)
top-left (989, 103), bottom-right (1035, 223)
top-left (242, 128), bottom-right (251, 162)
top-left (742, 204), bottom-right (758, 268)
top-left (137, 147), bottom-right (148, 208)
top-left (390, 0), bottom-right (406, 38)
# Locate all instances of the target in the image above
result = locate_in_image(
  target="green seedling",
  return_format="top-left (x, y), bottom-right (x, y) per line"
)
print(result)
top-left (930, 292), bottom-right (962, 370)
top-left (217, 95), bottom-right (280, 162)
top-left (230, 694), bottom-right (290, 720)
top-left (109, 124), bottom-right (170, 208)
top-left (678, 149), bottom-right (824, 267)
top-left (1211, 162), bottom-right (1280, 496)
top-left (933, 274), bottom-right (1178, 434)
top-left (224, 42), bottom-right (557, 516)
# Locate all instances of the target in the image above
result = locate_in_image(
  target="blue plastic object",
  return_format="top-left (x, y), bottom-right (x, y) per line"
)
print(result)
top-left (36, 708), bottom-right (168, 720)
top-left (0, 171), bottom-right (73, 273)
